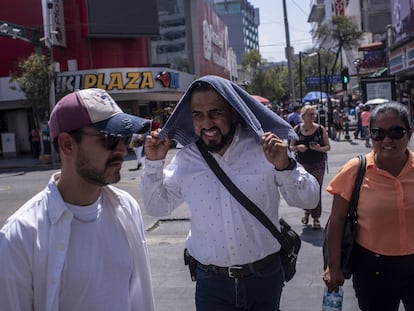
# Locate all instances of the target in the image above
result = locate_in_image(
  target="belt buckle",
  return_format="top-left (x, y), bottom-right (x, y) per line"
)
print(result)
top-left (228, 266), bottom-right (243, 278)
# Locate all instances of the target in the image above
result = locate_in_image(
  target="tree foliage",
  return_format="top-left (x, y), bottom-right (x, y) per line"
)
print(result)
top-left (312, 16), bottom-right (363, 77)
top-left (313, 16), bottom-right (363, 51)
top-left (10, 53), bottom-right (50, 113)
top-left (241, 50), bottom-right (289, 103)
top-left (241, 49), bottom-right (263, 73)
top-left (10, 53), bottom-right (52, 155)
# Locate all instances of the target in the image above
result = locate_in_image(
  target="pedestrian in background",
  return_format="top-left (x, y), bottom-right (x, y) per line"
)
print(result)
top-left (290, 105), bottom-right (330, 229)
top-left (141, 75), bottom-right (319, 311)
top-left (361, 105), bottom-right (371, 147)
top-left (286, 104), bottom-right (302, 148)
top-left (287, 104), bottom-right (302, 127)
top-left (333, 105), bottom-right (343, 140)
top-left (354, 103), bottom-right (364, 140)
top-left (323, 102), bottom-right (414, 310)
top-left (129, 133), bottom-right (145, 171)
top-left (0, 88), bottom-right (154, 311)
top-left (30, 127), bottom-right (41, 159)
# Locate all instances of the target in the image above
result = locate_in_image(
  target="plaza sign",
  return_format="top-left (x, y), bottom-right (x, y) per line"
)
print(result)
top-left (56, 67), bottom-right (194, 95)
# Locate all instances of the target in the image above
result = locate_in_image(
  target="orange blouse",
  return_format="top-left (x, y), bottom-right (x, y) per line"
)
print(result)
top-left (327, 150), bottom-right (414, 256)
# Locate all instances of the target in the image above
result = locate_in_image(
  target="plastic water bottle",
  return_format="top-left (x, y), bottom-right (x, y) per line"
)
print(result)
top-left (322, 286), bottom-right (343, 311)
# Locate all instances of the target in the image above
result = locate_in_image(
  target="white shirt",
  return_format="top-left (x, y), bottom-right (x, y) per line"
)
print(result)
top-left (0, 173), bottom-right (155, 311)
top-left (142, 126), bottom-right (319, 266)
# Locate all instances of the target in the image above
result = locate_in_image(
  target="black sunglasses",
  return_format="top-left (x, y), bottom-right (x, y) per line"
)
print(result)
top-left (370, 126), bottom-right (407, 141)
top-left (77, 131), bottom-right (132, 150)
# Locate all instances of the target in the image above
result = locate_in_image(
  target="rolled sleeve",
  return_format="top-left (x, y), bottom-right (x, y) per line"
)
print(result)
top-left (141, 159), bottom-right (183, 217)
top-left (276, 163), bottom-right (320, 209)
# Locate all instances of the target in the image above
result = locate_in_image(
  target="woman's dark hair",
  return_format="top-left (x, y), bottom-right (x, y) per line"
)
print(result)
top-left (370, 101), bottom-right (411, 130)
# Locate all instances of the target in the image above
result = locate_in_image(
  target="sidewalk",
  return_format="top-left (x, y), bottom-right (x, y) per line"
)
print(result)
top-left (0, 154), bottom-right (59, 171)
top-left (0, 137), bottom-right (408, 311)
top-left (0, 153), bottom-right (137, 171)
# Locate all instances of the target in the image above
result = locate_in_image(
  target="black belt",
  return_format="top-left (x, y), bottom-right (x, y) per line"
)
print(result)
top-left (196, 252), bottom-right (280, 279)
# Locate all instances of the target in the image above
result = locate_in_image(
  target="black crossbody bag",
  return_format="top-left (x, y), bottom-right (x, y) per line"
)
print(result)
top-left (196, 141), bottom-right (301, 282)
top-left (323, 154), bottom-right (366, 279)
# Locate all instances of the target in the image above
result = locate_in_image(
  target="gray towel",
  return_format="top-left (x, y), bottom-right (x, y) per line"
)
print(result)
top-left (159, 75), bottom-right (297, 146)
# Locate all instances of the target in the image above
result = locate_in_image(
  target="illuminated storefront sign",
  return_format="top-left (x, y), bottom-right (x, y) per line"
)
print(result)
top-left (56, 67), bottom-right (190, 94)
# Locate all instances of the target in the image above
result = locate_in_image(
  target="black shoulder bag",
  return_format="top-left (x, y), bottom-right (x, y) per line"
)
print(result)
top-left (323, 154), bottom-right (366, 279)
top-left (196, 141), bottom-right (301, 282)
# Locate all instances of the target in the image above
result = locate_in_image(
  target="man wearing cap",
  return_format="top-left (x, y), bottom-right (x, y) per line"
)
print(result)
top-left (0, 88), bottom-right (155, 311)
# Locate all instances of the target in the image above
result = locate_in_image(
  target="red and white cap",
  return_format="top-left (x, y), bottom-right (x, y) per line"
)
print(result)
top-left (48, 88), bottom-right (151, 139)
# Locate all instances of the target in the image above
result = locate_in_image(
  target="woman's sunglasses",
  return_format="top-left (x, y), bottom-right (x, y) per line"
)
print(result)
top-left (78, 131), bottom-right (133, 150)
top-left (370, 126), bottom-right (407, 141)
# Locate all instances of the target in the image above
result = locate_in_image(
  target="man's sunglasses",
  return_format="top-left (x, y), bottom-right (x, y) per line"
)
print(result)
top-left (370, 126), bottom-right (407, 141)
top-left (77, 131), bottom-right (132, 150)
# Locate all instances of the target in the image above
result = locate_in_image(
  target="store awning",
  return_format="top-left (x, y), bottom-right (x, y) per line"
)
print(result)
top-left (358, 42), bottom-right (384, 51)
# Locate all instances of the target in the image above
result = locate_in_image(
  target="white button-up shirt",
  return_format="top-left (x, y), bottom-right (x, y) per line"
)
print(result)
top-left (142, 127), bottom-right (319, 266)
top-left (0, 173), bottom-right (155, 311)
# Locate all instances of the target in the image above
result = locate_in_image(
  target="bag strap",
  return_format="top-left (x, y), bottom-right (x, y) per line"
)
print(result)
top-left (348, 155), bottom-right (366, 219)
top-left (195, 140), bottom-right (292, 251)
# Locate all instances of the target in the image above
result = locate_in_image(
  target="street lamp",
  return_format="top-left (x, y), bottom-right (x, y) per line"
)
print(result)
top-left (299, 51), bottom-right (323, 124)
top-left (353, 58), bottom-right (362, 97)
top-left (282, 0), bottom-right (296, 104)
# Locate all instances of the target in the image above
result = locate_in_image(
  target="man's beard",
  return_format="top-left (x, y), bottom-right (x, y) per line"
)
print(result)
top-left (76, 150), bottom-right (123, 186)
top-left (199, 125), bottom-right (236, 153)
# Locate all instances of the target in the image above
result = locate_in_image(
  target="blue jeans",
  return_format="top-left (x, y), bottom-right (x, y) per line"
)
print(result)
top-left (195, 254), bottom-right (284, 311)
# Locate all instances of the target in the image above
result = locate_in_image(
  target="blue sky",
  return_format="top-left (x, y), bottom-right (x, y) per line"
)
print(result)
top-left (249, 0), bottom-right (314, 62)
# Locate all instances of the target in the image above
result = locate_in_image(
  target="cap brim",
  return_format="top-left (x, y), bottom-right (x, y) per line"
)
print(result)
top-left (91, 113), bottom-right (151, 135)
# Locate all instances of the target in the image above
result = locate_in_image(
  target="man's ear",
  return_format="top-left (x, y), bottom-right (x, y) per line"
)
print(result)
top-left (58, 133), bottom-right (77, 156)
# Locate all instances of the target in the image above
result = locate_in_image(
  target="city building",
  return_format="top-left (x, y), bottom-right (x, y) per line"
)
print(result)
top-left (209, 0), bottom-right (260, 83)
top-left (0, 0), bottom-right (237, 157)
top-left (307, 0), bottom-right (392, 103)
top-left (389, 0), bottom-right (414, 117)
top-left (152, 0), bottom-right (237, 80)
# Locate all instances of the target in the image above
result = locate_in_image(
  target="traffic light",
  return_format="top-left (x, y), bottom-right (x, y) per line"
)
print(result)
top-left (341, 66), bottom-right (349, 90)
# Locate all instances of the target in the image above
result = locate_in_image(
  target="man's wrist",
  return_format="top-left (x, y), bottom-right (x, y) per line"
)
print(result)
top-left (274, 157), bottom-right (297, 171)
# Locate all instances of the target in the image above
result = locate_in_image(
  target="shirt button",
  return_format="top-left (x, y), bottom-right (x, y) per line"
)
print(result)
top-left (59, 245), bottom-right (65, 251)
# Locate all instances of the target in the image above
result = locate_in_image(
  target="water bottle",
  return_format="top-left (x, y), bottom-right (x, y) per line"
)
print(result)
top-left (322, 286), bottom-right (343, 311)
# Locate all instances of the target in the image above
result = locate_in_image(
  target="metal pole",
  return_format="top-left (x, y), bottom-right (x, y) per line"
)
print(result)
top-left (318, 52), bottom-right (322, 124)
top-left (299, 52), bottom-right (303, 101)
top-left (47, 1), bottom-right (57, 165)
top-left (282, 0), bottom-right (296, 105)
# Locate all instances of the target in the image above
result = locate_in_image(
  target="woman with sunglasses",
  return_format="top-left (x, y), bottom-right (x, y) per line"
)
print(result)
top-left (323, 101), bottom-right (414, 310)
